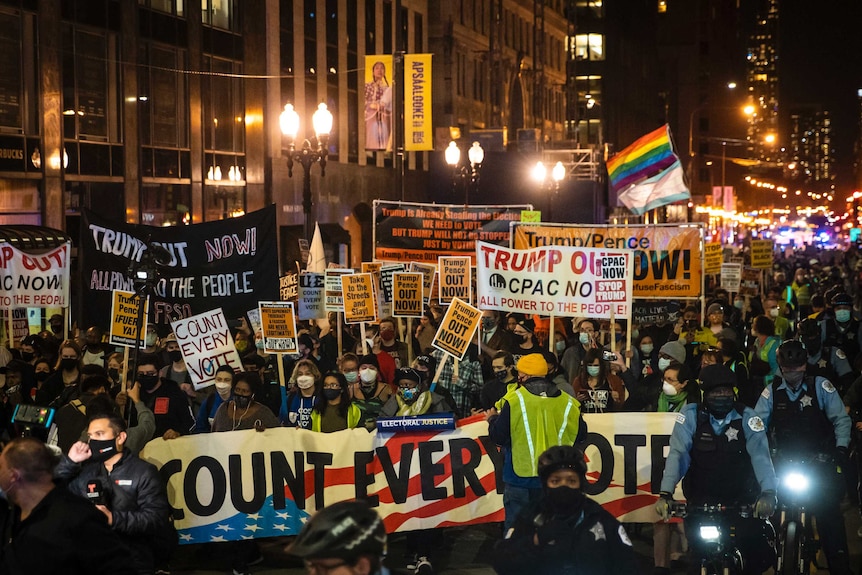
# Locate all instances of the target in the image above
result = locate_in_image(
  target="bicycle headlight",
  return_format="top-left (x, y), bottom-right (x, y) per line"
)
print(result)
top-left (783, 471), bottom-right (809, 492)
top-left (699, 525), bottom-right (720, 541)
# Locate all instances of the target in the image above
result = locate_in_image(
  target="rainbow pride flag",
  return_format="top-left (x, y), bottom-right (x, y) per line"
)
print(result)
top-left (607, 124), bottom-right (680, 193)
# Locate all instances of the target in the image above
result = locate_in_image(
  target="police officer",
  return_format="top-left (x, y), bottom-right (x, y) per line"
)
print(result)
top-left (493, 445), bottom-right (638, 575)
top-left (656, 364), bottom-right (777, 574)
top-left (755, 340), bottom-right (852, 574)
top-left (797, 317), bottom-right (854, 394)
top-left (821, 292), bottom-right (862, 370)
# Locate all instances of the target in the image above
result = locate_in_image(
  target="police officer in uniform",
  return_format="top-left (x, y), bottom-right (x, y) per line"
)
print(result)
top-left (755, 340), bottom-right (852, 574)
top-left (797, 317), bottom-right (854, 394)
top-left (821, 292), bottom-right (862, 371)
top-left (656, 364), bottom-right (777, 574)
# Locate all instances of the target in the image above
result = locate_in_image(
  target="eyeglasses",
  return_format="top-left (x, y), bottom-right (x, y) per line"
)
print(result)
top-left (304, 560), bottom-right (348, 574)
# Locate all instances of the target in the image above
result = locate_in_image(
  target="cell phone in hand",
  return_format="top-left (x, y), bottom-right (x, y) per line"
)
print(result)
top-left (601, 350), bottom-right (617, 362)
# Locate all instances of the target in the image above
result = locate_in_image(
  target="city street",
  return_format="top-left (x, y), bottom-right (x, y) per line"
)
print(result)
top-left (173, 505), bottom-right (862, 574)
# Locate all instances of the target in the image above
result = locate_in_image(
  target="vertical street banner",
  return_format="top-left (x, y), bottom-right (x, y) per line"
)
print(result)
top-left (259, 302), bottom-right (298, 354)
top-left (297, 272), bottom-right (325, 320)
top-left (364, 55), bottom-right (394, 151)
top-left (324, 268), bottom-right (353, 314)
top-left (432, 297), bottom-right (482, 360)
top-left (342, 273), bottom-right (378, 324)
top-left (109, 290), bottom-right (148, 347)
top-left (171, 308), bottom-right (244, 390)
top-left (703, 242), bottom-right (723, 274)
top-left (749, 239), bottom-right (774, 269)
top-left (0, 242), bottom-right (71, 308)
top-left (438, 256), bottom-right (472, 304)
top-left (392, 272), bottom-right (424, 317)
top-left (475, 241), bottom-right (634, 319)
top-left (404, 53), bottom-right (433, 151)
top-left (79, 206), bottom-right (279, 332)
top-left (374, 201), bottom-right (531, 263)
top-left (512, 223), bottom-right (703, 299)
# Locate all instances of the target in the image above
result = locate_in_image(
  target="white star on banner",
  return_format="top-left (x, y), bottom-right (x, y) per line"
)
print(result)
top-left (276, 512), bottom-right (291, 520)
top-left (216, 524), bottom-right (233, 532)
top-left (210, 535), bottom-right (226, 542)
top-left (179, 533), bottom-right (193, 542)
top-left (244, 524), bottom-right (263, 532)
top-left (274, 524), bottom-right (289, 532)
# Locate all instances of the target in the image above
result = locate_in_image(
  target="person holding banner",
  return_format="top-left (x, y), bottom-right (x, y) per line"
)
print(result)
top-left (493, 445), bottom-right (638, 575)
top-left (130, 354), bottom-right (195, 440)
top-left (311, 372), bottom-right (362, 432)
top-left (347, 354), bottom-right (392, 425)
top-left (194, 365), bottom-right (236, 433)
top-left (487, 353), bottom-right (585, 530)
top-left (379, 367), bottom-right (455, 418)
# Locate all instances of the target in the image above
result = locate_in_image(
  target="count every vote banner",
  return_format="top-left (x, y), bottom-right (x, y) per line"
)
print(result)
top-left (475, 241), bottom-right (634, 319)
top-left (140, 413), bottom-right (680, 542)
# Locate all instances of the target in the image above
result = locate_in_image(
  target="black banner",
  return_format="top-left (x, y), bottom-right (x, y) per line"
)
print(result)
top-left (632, 300), bottom-right (681, 326)
top-left (79, 206), bottom-right (279, 332)
top-left (373, 200), bottom-right (530, 263)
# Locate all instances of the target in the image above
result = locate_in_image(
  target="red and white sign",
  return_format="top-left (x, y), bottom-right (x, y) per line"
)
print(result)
top-left (475, 241), bottom-right (634, 318)
top-left (0, 243), bottom-right (71, 308)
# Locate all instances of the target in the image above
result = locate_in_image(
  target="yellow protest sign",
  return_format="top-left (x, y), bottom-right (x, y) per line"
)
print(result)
top-left (521, 210), bottom-right (542, 222)
top-left (109, 289), bottom-right (147, 347)
top-left (259, 301), bottom-right (298, 353)
top-left (750, 239), bottom-right (774, 269)
top-left (512, 223), bottom-right (703, 299)
top-left (438, 256), bottom-right (472, 304)
top-left (361, 262), bottom-right (382, 275)
top-left (432, 297), bottom-right (481, 360)
top-left (703, 242), bottom-right (723, 274)
top-left (342, 273), bottom-right (378, 324)
top-left (392, 272), bottom-right (424, 317)
top-left (409, 262), bottom-right (437, 305)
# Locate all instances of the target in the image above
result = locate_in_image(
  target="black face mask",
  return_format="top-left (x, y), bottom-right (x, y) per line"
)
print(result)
top-left (137, 374), bottom-right (159, 390)
top-left (705, 395), bottom-right (734, 418)
top-left (168, 350), bottom-right (183, 363)
top-left (323, 388), bottom-right (341, 401)
top-left (545, 486), bottom-right (585, 515)
top-left (782, 370), bottom-right (805, 389)
top-left (60, 358), bottom-right (77, 371)
top-left (108, 368), bottom-right (120, 382)
top-left (234, 395), bottom-right (252, 409)
top-left (89, 438), bottom-right (118, 463)
top-left (35, 371), bottom-right (49, 382)
top-left (20, 352), bottom-right (34, 362)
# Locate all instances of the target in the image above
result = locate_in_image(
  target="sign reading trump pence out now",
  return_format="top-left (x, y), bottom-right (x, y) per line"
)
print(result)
top-left (431, 297), bottom-right (481, 360)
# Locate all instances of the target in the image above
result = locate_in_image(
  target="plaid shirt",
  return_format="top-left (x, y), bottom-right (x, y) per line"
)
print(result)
top-left (430, 349), bottom-right (484, 418)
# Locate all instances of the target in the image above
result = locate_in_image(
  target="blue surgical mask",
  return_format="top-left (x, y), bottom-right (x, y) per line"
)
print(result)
top-left (836, 309), bottom-right (852, 323)
top-left (555, 340), bottom-right (566, 353)
top-left (579, 332), bottom-right (591, 345)
top-left (658, 358), bottom-right (672, 372)
top-left (734, 299), bottom-right (744, 309)
top-left (586, 365), bottom-right (600, 377)
top-left (640, 344), bottom-right (654, 355)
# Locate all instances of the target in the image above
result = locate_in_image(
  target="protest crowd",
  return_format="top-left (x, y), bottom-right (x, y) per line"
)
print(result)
top-left (4, 218), bottom-right (862, 575)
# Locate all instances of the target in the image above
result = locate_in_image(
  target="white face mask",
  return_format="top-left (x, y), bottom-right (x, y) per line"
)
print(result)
top-left (296, 375), bottom-right (315, 389)
top-left (658, 358), bottom-right (672, 372)
top-left (359, 368), bottom-right (378, 383)
top-left (662, 381), bottom-right (678, 396)
top-left (769, 308), bottom-right (780, 318)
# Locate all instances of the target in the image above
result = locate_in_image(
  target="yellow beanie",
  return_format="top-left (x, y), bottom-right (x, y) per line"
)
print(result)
top-left (516, 353), bottom-right (548, 377)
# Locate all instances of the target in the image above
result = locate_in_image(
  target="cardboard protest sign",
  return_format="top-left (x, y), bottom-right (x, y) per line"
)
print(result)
top-left (297, 272), bottom-right (325, 320)
top-left (750, 239), bottom-right (774, 269)
top-left (324, 268), bottom-right (353, 313)
top-left (279, 273), bottom-right (298, 302)
top-left (720, 263), bottom-right (742, 293)
top-left (342, 273), bottom-right (378, 324)
top-left (171, 308), bottom-right (243, 389)
top-left (438, 256), bottom-right (472, 304)
top-left (0, 242), bottom-right (71, 308)
top-left (259, 301), bottom-right (298, 353)
top-left (409, 262), bottom-right (436, 305)
top-left (740, 267), bottom-right (761, 296)
top-left (476, 241), bottom-right (634, 319)
top-left (379, 263), bottom-right (406, 303)
top-left (703, 242), bottom-right (723, 274)
top-left (109, 289), bottom-right (148, 347)
top-left (432, 297), bottom-right (482, 360)
top-left (392, 272), bottom-right (424, 317)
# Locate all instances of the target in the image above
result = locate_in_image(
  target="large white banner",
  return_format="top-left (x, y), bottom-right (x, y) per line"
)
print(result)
top-left (475, 241), bottom-right (634, 319)
top-left (140, 412), bottom-right (679, 543)
top-left (0, 243), bottom-right (71, 308)
top-left (171, 308), bottom-right (243, 389)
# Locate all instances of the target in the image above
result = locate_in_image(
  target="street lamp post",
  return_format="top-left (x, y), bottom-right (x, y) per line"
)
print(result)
top-left (445, 141), bottom-right (484, 204)
top-left (532, 160), bottom-right (566, 220)
top-left (280, 102), bottom-right (333, 240)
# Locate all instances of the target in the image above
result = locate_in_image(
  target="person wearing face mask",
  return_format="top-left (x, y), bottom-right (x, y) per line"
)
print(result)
top-left (560, 318), bottom-right (598, 384)
top-left (59, 413), bottom-right (173, 575)
top-left (479, 351), bottom-right (518, 411)
top-left (158, 333), bottom-right (202, 415)
top-left (797, 317), bottom-right (854, 394)
top-left (755, 340), bottom-right (853, 573)
top-left (821, 292), bottom-right (862, 371)
top-left (762, 296), bottom-right (790, 339)
top-left (310, 372), bottom-right (362, 432)
top-left (511, 317), bottom-right (539, 361)
top-left (637, 334), bottom-right (659, 377)
top-left (493, 445), bottom-right (637, 575)
top-left (618, 339), bottom-right (687, 412)
top-left (379, 367), bottom-right (455, 418)
top-left (377, 318), bottom-right (409, 369)
top-left (487, 353), bottom-right (586, 531)
top-left (48, 375), bottom-right (110, 454)
top-left (31, 358), bottom-right (53, 402)
top-left (280, 359), bottom-right (321, 429)
top-left (15, 334), bottom-right (42, 366)
top-left (287, 500), bottom-right (388, 575)
top-left (128, 354), bottom-right (195, 441)
top-left (37, 340), bottom-right (82, 407)
top-left (478, 310), bottom-right (516, 377)
top-left (748, 315), bottom-right (780, 391)
top-left (657, 364), bottom-right (778, 575)
top-left (347, 354), bottom-right (392, 423)
top-left (791, 267), bottom-right (813, 317)
top-left (601, 319), bottom-right (642, 378)
top-left (570, 348), bottom-right (625, 413)
top-left (0, 437), bottom-right (137, 575)
top-left (81, 326), bottom-right (111, 368)
top-left (211, 372), bottom-right (279, 433)
top-left (194, 365), bottom-right (236, 433)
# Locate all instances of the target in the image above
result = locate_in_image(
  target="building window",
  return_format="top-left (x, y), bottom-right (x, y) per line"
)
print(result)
top-left (140, 0), bottom-right (185, 16)
top-left (203, 56), bottom-right (244, 153)
top-left (142, 183), bottom-right (191, 226)
top-left (202, 0), bottom-right (237, 31)
top-left (574, 34), bottom-right (603, 61)
top-left (0, 10), bottom-right (23, 131)
top-left (62, 26), bottom-right (121, 142)
top-left (139, 44), bottom-right (188, 148)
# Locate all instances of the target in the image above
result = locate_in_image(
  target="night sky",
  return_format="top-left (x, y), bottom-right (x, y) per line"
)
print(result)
top-left (780, 2), bottom-right (862, 189)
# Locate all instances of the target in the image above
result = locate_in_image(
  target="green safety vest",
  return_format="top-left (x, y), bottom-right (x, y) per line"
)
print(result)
top-left (310, 402), bottom-right (362, 432)
top-left (508, 388), bottom-right (581, 478)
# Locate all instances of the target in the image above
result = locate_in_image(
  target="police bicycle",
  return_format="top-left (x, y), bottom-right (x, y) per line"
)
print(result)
top-left (774, 459), bottom-right (818, 575)
top-left (669, 502), bottom-right (774, 575)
